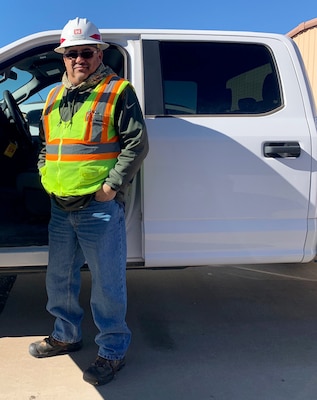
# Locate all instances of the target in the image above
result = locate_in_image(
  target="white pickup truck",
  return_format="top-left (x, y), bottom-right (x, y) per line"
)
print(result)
top-left (0, 28), bottom-right (316, 272)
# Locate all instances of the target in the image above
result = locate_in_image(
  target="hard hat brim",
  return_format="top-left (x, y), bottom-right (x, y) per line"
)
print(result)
top-left (54, 40), bottom-right (109, 54)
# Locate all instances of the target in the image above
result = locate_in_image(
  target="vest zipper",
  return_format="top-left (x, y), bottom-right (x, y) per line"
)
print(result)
top-left (56, 138), bottom-right (63, 194)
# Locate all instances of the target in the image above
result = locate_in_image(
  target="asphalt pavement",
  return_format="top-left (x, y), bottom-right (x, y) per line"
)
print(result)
top-left (1, 262), bottom-right (317, 399)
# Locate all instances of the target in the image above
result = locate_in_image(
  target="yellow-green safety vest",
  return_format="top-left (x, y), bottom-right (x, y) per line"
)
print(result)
top-left (41, 74), bottom-right (129, 196)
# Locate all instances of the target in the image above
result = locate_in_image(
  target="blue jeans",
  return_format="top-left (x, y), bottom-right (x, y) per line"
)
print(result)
top-left (46, 198), bottom-right (131, 360)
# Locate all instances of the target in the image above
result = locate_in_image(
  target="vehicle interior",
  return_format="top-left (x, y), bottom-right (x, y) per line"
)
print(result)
top-left (143, 40), bottom-right (282, 116)
top-left (0, 42), bottom-right (125, 248)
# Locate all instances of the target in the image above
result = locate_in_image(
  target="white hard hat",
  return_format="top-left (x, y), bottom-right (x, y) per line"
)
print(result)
top-left (54, 17), bottom-right (109, 53)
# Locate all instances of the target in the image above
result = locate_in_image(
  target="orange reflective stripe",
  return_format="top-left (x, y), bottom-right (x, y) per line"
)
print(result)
top-left (47, 137), bottom-right (119, 147)
top-left (45, 154), bottom-right (59, 161)
top-left (106, 135), bottom-right (120, 143)
top-left (102, 79), bottom-right (127, 142)
top-left (46, 152), bottom-right (120, 161)
top-left (43, 86), bottom-right (64, 142)
top-left (84, 74), bottom-right (115, 141)
top-left (48, 139), bottom-right (62, 145)
top-left (44, 87), bottom-right (61, 113)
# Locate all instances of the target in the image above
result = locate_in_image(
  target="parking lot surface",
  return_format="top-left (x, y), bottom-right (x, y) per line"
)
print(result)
top-left (1, 262), bottom-right (317, 399)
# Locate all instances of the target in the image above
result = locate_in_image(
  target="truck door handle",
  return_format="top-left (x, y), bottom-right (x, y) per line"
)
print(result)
top-left (263, 141), bottom-right (301, 158)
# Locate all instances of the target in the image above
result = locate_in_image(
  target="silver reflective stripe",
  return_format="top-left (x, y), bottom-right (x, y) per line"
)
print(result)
top-left (90, 92), bottom-right (111, 142)
top-left (90, 77), bottom-right (123, 142)
top-left (46, 142), bottom-right (120, 155)
top-left (46, 144), bottom-right (59, 154)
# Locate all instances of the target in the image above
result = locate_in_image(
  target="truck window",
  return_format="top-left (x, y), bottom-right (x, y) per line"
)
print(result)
top-left (143, 40), bottom-right (282, 115)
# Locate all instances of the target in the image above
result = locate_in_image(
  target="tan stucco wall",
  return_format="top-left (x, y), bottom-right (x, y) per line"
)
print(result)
top-left (288, 18), bottom-right (317, 102)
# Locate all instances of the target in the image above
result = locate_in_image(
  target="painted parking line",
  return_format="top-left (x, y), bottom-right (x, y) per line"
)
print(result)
top-left (232, 266), bottom-right (317, 282)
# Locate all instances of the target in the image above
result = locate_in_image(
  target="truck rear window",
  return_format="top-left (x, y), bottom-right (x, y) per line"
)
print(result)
top-left (143, 40), bottom-right (282, 116)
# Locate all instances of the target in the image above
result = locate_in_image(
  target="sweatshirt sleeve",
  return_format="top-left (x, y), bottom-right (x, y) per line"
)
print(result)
top-left (104, 84), bottom-right (149, 191)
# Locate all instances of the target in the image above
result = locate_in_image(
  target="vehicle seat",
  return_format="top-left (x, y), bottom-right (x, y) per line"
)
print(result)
top-left (238, 97), bottom-right (257, 112)
top-left (198, 88), bottom-right (232, 114)
top-left (258, 73), bottom-right (280, 112)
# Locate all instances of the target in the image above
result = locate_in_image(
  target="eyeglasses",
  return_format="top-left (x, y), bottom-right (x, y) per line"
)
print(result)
top-left (63, 50), bottom-right (99, 60)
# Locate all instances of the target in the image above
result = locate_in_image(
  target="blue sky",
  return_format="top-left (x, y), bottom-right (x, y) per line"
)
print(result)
top-left (1, 0), bottom-right (316, 48)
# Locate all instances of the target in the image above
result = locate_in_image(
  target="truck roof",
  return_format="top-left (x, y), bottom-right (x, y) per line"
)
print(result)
top-left (0, 28), bottom-right (291, 54)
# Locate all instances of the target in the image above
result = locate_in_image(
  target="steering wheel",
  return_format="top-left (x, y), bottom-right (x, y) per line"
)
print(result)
top-left (3, 90), bottom-right (32, 146)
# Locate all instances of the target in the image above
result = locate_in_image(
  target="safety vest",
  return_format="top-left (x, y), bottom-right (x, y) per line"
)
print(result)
top-left (41, 75), bottom-right (129, 196)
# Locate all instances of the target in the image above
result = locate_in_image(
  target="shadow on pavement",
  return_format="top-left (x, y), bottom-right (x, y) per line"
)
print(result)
top-left (2, 265), bottom-right (317, 399)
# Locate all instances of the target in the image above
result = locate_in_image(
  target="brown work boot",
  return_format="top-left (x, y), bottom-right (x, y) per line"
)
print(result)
top-left (29, 336), bottom-right (83, 358)
top-left (83, 356), bottom-right (126, 386)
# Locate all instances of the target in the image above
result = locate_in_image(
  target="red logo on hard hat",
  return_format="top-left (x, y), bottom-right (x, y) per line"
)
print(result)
top-left (74, 29), bottom-right (82, 35)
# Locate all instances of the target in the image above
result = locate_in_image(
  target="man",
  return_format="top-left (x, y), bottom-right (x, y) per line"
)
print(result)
top-left (29, 17), bottom-right (149, 386)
